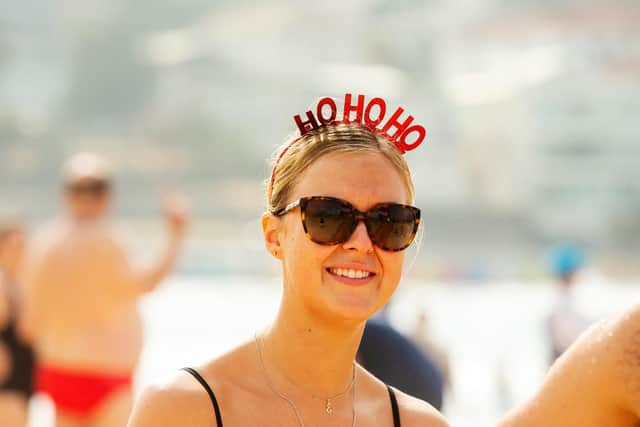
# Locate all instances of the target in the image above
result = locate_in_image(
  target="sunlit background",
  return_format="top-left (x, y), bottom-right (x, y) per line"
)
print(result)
top-left (1, 1), bottom-right (639, 426)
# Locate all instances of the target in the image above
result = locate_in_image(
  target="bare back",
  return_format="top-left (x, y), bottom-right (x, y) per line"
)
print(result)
top-left (22, 219), bottom-right (143, 373)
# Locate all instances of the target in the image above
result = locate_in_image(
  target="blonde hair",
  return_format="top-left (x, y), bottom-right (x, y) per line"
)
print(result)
top-left (267, 123), bottom-right (415, 213)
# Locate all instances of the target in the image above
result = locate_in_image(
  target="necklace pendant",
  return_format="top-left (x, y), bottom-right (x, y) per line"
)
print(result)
top-left (326, 399), bottom-right (333, 415)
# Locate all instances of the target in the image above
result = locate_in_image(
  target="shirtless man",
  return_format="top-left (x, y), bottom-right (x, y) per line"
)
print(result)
top-left (499, 304), bottom-right (640, 426)
top-left (20, 152), bottom-right (189, 427)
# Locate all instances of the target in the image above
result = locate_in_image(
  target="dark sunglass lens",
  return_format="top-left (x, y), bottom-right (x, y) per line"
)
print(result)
top-left (367, 205), bottom-right (418, 251)
top-left (68, 181), bottom-right (109, 196)
top-left (304, 198), bottom-right (355, 245)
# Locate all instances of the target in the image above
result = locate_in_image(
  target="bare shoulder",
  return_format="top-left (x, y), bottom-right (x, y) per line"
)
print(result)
top-left (127, 369), bottom-right (222, 427)
top-left (99, 223), bottom-right (130, 247)
top-left (499, 305), bottom-right (640, 426)
top-left (567, 304), bottom-right (640, 410)
top-left (27, 220), bottom-right (62, 256)
top-left (19, 222), bottom-right (61, 282)
top-left (128, 341), bottom-right (256, 427)
top-left (607, 304), bottom-right (640, 413)
top-left (610, 303), bottom-right (640, 345)
top-left (392, 387), bottom-right (449, 427)
top-left (356, 367), bottom-right (448, 427)
top-left (64, 223), bottom-right (128, 263)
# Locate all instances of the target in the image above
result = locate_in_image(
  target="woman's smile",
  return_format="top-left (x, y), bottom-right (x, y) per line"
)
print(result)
top-left (325, 263), bottom-right (378, 287)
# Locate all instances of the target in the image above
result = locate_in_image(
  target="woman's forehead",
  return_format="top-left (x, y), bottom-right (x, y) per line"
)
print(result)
top-left (292, 151), bottom-right (409, 205)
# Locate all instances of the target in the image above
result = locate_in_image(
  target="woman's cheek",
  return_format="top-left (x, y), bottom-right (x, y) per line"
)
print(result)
top-left (380, 252), bottom-right (404, 290)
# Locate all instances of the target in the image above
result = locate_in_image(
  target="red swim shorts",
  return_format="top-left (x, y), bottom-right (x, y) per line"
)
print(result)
top-left (36, 363), bottom-right (132, 417)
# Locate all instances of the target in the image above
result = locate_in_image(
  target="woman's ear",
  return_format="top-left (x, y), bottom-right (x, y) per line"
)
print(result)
top-left (262, 212), bottom-right (283, 259)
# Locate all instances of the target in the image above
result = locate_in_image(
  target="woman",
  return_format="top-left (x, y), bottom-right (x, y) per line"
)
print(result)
top-left (127, 94), bottom-right (449, 426)
top-left (0, 220), bottom-right (35, 427)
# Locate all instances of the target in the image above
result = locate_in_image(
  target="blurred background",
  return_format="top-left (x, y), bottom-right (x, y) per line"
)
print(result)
top-left (1, 0), bottom-right (639, 426)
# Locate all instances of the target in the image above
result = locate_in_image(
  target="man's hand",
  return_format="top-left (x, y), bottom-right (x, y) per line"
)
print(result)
top-left (162, 193), bottom-right (191, 241)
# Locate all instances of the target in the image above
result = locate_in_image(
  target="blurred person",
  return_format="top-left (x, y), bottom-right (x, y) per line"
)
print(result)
top-left (411, 309), bottom-right (451, 390)
top-left (545, 244), bottom-right (592, 364)
top-left (127, 94), bottom-right (448, 426)
top-left (0, 220), bottom-right (35, 427)
top-left (371, 301), bottom-right (392, 322)
top-left (499, 303), bottom-right (640, 427)
top-left (358, 319), bottom-right (445, 410)
top-left (20, 152), bottom-right (190, 427)
top-left (358, 302), bottom-right (446, 409)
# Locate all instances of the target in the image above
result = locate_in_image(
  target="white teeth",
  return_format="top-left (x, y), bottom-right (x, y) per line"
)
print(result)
top-left (329, 268), bottom-right (372, 279)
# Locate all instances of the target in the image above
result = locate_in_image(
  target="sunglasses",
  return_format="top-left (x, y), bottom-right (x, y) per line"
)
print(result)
top-left (273, 196), bottom-right (420, 252)
top-left (66, 180), bottom-right (110, 196)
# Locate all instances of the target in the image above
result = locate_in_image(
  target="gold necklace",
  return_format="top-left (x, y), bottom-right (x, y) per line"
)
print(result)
top-left (254, 333), bottom-right (357, 426)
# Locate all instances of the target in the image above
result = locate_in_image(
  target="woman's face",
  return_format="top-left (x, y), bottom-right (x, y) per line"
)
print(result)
top-left (271, 151), bottom-right (411, 323)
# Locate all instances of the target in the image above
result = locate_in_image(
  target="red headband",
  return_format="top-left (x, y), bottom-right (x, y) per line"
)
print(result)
top-left (269, 93), bottom-right (427, 201)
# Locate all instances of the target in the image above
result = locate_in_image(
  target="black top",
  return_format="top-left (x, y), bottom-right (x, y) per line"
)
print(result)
top-left (358, 320), bottom-right (443, 410)
top-left (0, 283), bottom-right (35, 397)
top-left (182, 367), bottom-right (224, 427)
top-left (182, 367), bottom-right (402, 427)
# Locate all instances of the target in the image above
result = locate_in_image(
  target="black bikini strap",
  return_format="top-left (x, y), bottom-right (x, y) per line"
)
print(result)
top-left (387, 385), bottom-right (401, 427)
top-left (182, 367), bottom-right (223, 427)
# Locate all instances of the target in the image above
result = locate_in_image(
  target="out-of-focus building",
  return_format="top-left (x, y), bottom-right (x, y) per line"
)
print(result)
top-left (1, 0), bottom-right (638, 277)
top-left (431, 1), bottom-right (640, 275)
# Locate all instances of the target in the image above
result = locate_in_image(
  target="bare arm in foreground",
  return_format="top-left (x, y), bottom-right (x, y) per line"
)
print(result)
top-left (500, 305), bottom-right (640, 427)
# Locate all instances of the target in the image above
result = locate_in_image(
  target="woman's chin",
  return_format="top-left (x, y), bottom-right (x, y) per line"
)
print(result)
top-left (325, 278), bottom-right (395, 322)
top-left (319, 292), bottom-right (383, 324)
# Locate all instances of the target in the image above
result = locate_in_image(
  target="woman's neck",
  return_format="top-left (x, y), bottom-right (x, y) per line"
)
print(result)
top-left (260, 296), bottom-right (365, 399)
